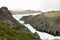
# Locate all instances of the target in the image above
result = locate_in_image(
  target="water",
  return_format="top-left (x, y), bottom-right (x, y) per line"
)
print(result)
top-left (12, 13), bottom-right (55, 40)
top-left (12, 13), bottom-right (41, 33)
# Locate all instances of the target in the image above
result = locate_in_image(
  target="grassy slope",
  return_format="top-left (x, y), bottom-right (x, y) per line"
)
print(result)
top-left (0, 21), bottom-right (37, 40)
top-left (43, 11), bottom-right (60, 18)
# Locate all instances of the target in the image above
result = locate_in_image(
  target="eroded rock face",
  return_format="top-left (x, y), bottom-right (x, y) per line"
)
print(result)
top-left (20, 11), bottom-right (60, 36)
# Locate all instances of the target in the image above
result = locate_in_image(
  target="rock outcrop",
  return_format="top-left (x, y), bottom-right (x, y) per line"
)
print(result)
top-left (0, 7), bottom-right (40, 40)
top-left (0, 7), bottom-right (30, 32)
top-left (20, 11), bottom-right (60, 36)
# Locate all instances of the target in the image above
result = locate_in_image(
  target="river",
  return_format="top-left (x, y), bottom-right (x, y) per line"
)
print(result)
top-left (12, 13), bottom-right (55, 40)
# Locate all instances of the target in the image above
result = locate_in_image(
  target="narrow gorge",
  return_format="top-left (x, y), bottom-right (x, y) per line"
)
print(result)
top-left (13, 13), bottom-right (54, 40)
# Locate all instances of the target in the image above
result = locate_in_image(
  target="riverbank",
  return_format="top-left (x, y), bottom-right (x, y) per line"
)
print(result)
top-left (12, 13), bottom-right (54, 40)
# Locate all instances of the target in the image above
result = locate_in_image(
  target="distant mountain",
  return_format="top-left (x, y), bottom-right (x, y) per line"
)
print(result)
top-left (21, 10), bottom-right (60, 36)
top-left (0, 7), bottom-right (40, 40)
top-left (10, 10), bottom-right (41, 15)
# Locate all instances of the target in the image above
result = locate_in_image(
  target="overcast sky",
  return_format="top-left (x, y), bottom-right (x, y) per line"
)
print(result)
top-left (0, 0), bottom-right (60, 12)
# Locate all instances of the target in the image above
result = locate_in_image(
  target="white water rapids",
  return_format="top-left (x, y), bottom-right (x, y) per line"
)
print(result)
top-left (12, 13), bottom-right (60, 40)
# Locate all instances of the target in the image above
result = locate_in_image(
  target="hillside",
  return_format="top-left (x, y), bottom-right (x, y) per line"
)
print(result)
top-left (0, 7), bottom-right (29, 32)
top-left (0, 21), bottom-right (39, 40)
top-left (0, 7), bottom-right (40, 40)
top-left (43, 11), bottom-right (60, 18)
top-left (21, 10), bottom-right (60, 36)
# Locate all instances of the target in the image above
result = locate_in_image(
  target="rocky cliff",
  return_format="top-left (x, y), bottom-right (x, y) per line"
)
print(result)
top-left (21, 11), bottom-right (60, 36)
top-left (0, 7), bottom-right (29, 32)
top-left (0, 7), bottom-right (40, 40)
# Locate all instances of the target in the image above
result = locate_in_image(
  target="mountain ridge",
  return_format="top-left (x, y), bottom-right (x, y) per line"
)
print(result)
top-left (10, 10), bottom-right (41, 15)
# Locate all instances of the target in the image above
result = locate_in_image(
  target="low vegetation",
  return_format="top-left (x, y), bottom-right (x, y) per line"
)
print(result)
top-left (0, 21), bottom-right (37, 40)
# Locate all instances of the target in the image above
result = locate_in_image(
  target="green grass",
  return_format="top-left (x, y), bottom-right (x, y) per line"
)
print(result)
top-left (0, 21), bottom-right (37, 40)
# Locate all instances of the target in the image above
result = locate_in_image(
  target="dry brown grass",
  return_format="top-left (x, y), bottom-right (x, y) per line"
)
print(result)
top-left (43, 11), bottom-right (60, 18)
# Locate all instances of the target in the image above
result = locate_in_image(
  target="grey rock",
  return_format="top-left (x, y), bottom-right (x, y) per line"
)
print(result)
top-left (0, 7), bottom-right (30, 32)
top-left (20, 12), bottom-right (60, 36)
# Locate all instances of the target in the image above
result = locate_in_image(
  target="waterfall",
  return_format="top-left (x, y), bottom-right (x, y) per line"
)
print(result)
top-left (12, 13), bottom-right (55, 40)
